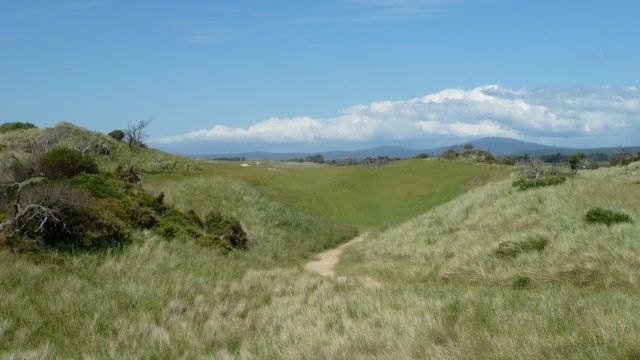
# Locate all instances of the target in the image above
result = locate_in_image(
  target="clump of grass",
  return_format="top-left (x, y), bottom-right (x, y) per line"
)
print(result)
top-left (584, 207), bottom-right (633, 226)
top-left (494, 236), bottom-right (549, 258)
top-left (512, 175), bottom-right (566, 191)
top-left (512, 276), bottom-right (531, 289)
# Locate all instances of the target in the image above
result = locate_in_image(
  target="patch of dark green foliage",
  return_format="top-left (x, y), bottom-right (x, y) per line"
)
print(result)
top-left (512, 276), bottom-right (532, 290)
top-left (0, 122), bottom-right (37, 134)
top-left (107, 129), bottom-right (125, 141)
top-left (584, 207), bottom-right (633, 227)
top-left (38, 147), bottom-right (99, 180)
top-left (512, 175), bottom-right (566, 191)
top-left (1, 150), bottom-right (247, 253)
top-left (495, 236), bottom-right (549, 258)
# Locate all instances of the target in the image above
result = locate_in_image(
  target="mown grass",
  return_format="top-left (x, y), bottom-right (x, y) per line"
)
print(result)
top-left (149, 159), bottom-right (512, 230)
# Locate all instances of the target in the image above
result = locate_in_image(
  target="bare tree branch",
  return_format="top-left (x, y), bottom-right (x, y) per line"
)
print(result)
top-left (125, 118), bottom-right (152, 151)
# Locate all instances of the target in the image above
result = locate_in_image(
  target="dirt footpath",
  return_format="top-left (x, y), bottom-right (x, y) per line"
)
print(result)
top-left (305, 233), bottom-right (382, 287)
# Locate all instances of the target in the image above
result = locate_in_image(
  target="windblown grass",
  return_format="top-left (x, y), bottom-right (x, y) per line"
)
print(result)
top-left (2, 141), bottom-right (640, 358)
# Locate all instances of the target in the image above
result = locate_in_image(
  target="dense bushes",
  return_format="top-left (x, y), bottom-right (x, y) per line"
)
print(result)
top-left (0, 122), bottom-right (37, 134)
top-left (38, 147), bottom-right (98, 180)
top-left (1, 164), bottom-right (248, 253)
top-left (584, 207), bottom-right (633, 226)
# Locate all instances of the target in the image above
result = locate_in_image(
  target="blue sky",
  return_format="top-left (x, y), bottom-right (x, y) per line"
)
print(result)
top-left (1, 0), bottom-right (639, 154)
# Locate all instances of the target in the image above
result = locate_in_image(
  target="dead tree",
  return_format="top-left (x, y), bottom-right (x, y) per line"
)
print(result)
top-left (0, 184), bottom-right (66, 240)
top-left (126, 118), bottom-right (152, 150)
top-left (0, 159), bottom-right (65, 239)
top-left (526, 156), bottom-right (544, 179)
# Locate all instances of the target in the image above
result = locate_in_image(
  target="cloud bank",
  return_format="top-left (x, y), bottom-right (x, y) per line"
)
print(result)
top-left (154, 85), bottom-right (640, 151)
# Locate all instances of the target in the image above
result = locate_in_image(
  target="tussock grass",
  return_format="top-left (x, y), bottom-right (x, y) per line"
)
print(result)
top-left (2, 141), bottom-right (640, 358)
top-left (340, 163), bottom-right (640, 289)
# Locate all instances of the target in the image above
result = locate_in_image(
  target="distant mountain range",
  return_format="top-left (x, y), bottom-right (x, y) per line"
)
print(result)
top-left (191, 137), bottom-right (639, 161)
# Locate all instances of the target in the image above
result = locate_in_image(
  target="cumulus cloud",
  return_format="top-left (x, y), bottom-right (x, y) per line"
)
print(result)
top-left (153, 85), bottom-right (640, 149)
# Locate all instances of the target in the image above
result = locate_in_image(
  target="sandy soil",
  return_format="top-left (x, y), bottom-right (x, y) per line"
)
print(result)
top-left (305, 232), bottom-right (382, 287)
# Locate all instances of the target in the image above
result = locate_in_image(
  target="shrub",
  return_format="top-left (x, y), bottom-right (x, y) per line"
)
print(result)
top-left (202, 211), bottom-right (248, 250)
top-left (569, 152), bottom-right (586, 172)
top-left (115, 165), bottom-right (140, 183)
top-left (495, 236), bottom-right (549, 258)
top-left (512, 175), bottom-right (566, 191)
top-left (584, 207), bottom-right (633, 226)
top-left (36, 202), bottom-right (130, 251)
top-left (12, 184), bottom-right (130, 251)
top-left (72, 173), bottom-right (122, 199)
top-left (38, 147), bottom-right (98, 180)
top-left (7, 159), bottom-right (35, 183)
top-left (107, 129), bottom-right (125, 141)
top-left (0, 122), bottom-right (37, 134)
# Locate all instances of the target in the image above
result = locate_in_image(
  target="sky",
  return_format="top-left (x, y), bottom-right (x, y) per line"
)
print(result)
top-left (1, 0), bottom-right (639, 154)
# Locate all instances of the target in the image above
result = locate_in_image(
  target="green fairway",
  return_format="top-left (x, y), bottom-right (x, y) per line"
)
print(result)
top-left (147, 159), bottom-right (512, 229)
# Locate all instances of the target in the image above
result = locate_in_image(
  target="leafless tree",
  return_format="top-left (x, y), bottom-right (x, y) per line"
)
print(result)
top-left (30, 127), bottom-right (64, 158)
top-left (0, 184), bottom-right (66, 239)
top-left (126, 118), bottom-right (152, 150)
top-left (0, 158), bottom-right (65, 239)
top-left (526, 156), bottom-right (544, 179)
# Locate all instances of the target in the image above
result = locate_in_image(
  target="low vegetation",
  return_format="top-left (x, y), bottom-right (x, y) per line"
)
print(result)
top-left (2, 122), bottom-right (640, 358)
top-left (150, 158), bottom-right (511, 230)
top-left (512, 175), bottom-right (567, 190)
top-left (584, 207), bottom-right (633, 226)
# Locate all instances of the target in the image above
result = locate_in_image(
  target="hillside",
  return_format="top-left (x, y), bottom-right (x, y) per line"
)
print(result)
top-left (2, 122), bottom-right (640, 358)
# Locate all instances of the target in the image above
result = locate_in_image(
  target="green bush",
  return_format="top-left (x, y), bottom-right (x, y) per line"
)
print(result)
top-left (0, 122), bottom-right (37, 134)
top-left (495, 236), bottom-right (549, 258)
top-left (512, 175), bottom-right (566, 191)
top-left (72, 173), bottom-right (122, 199)
top-left (584, 207), bottom-right (633, 226)
top-left (201, 211), bottom-right (248, 250)
top-left (7, 159), bottom-right (35, 183)
top-left (36, 202), bottom-right (130, 251)
top-left (38, 147), bottom-right (98, 180)
top-left (107, 129), bottom-right (125, 141)
top-left (11, 185), bottom-right (130, 252)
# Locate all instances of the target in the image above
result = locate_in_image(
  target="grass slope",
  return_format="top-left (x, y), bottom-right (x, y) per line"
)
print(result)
top-left (149, 159), bottom-right (511, 229)
top-left (3, 164), bottom-right (639, 358)
top-left (4, 122), bottom-right (639, 358)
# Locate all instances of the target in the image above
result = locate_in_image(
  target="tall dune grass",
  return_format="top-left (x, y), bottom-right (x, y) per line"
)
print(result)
top-left (2, 160), bottom-right (640, 358)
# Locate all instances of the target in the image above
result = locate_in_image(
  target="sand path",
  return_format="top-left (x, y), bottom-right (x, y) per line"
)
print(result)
top-left (305, 232), bottom-right (382, 287)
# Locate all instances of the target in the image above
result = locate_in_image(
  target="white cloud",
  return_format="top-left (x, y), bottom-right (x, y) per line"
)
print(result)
top-left (153, 85), bottom-right (640, 148)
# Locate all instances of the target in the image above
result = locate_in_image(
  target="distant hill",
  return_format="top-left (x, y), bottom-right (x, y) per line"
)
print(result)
top-left (194, 146), bottom-right (425, 161)
top-left (193, 137), bottom-right (640, 160)
top-left (438, 137), bottom-right (563, 156)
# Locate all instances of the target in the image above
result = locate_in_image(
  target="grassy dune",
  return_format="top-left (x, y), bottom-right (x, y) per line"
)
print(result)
top-left (2, 143), bottom-right (640, 358)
